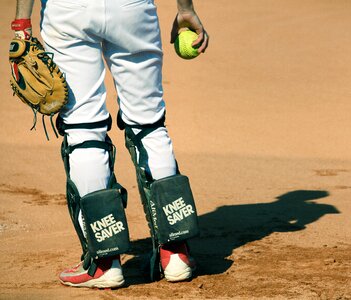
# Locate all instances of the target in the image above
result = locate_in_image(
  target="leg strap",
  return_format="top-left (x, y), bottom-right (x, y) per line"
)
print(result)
top-left (56, 114), bottom-right (112, 136)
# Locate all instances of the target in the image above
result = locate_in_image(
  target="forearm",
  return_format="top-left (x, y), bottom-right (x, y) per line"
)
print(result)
top-left (15, 0), bottom-right (35, 19)
top-left (12, 0), bottom-right (34, 39)
top-left (177, 0), bottom-right (194, 11)
top-left (172, 0), bottom-right (208, 53)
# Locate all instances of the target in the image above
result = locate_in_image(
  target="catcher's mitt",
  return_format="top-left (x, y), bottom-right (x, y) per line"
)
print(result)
top-left (9, 37), bottom-right (68, 138)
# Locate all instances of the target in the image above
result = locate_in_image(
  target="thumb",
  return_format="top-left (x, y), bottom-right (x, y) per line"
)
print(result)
top-left (170, 15), bottom-right (180, 44)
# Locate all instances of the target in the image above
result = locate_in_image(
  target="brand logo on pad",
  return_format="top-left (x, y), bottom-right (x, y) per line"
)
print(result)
top-left (150, 200), bottom-right (158, 230)
top-left (90, 214), bottom-right (125, 242)
top-left (162, 197), bottom-right (195, 225)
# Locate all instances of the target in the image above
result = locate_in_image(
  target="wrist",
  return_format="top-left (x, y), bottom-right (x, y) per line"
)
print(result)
top-left (177, 0), bottom-right (194, 11)
top-left (11, 19), bottom-right (31, 31)
top-left (178, 6), bottom-right (194, 13)
top-left (11, 19), bottom-right (32, 40)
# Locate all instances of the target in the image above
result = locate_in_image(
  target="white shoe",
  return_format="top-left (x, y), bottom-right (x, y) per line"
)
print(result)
top-left (160, 242), bottom-right (196, 282)
top-left (59, 256), bottom-right (125, 289)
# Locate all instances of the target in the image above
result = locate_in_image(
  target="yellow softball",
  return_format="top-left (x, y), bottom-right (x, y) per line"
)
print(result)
top-left (174, 30), bottom-right (200, 60)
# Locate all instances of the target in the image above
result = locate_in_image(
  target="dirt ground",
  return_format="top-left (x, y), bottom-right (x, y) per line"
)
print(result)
top-left (1, 0), bottom-right (351, 299)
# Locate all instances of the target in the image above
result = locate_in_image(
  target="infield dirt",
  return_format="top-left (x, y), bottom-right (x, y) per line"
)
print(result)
top-left (0, 1), bottom-right (350, 299)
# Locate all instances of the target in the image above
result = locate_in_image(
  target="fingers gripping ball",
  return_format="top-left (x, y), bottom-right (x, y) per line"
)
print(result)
top-left (174, 30), bottom-right (200, 60)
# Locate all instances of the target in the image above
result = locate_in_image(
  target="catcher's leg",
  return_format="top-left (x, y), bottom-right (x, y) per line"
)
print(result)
top-left (117, 113), bottom-right (199, 282)
top-left (58, 117), bottom-right (129, 288)
top-left (102, 4), bottom-right (199, 281)
top-left (41, 2), bottom-right (128, 288)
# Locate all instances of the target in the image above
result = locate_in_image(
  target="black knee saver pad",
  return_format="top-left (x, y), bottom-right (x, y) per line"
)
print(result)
top-left (80, 188), bottom-right (130, 259)
top-left (151, 174), bottom-right (199, 244)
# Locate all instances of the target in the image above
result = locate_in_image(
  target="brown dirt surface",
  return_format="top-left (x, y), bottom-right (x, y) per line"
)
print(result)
top-left (1, 0), bottom-right (351, 299)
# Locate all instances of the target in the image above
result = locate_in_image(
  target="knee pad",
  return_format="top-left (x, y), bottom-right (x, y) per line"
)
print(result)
top-left (150, 174), bottom-right (199, 244)
top-left (66, 173), bottom-right (129, 259)
top-left (80, 176), bottom-right (129, 258)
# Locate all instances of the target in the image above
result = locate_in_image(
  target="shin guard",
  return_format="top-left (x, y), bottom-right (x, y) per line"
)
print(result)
top-left (60, 121), bottom-right (129, 275)
top-left (120, 113), bottom-right (199, 280)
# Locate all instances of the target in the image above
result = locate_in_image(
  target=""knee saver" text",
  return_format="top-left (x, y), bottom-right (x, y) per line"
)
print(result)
top-left (162, 197), bottom-right (194, 225)
top-left (90, 214), bottom-right (125, 242)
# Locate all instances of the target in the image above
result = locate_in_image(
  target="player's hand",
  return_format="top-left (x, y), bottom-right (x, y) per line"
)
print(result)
top-left (170, 10), bottom-right (209, 53)
top-left (11, 19), bottom-right (32, 40)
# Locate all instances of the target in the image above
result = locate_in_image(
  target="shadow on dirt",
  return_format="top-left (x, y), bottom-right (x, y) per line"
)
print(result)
top-left (191, 190), bottom-right (338, 276)
top-left (123, 190), bottom-right (338, 283)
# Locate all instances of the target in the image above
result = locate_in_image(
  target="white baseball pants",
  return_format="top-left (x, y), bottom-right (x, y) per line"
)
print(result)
top-left (40, 0), bottom-right (177, 197)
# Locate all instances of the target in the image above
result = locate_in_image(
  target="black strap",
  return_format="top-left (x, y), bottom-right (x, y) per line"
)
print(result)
top-left (117, 110), bottom-right (165, 132)
top-left (61, 135), bottom-right (116, 177)
top-left (56, 114), bottom-right (112, 136)
top-left (64, 140), bottom-right (113, 155)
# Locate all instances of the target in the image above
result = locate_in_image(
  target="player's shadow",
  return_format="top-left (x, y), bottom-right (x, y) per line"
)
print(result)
top-left (190, 190), bottom-right (338, 276)
top-left (123, 190), bottom-right (338, 283)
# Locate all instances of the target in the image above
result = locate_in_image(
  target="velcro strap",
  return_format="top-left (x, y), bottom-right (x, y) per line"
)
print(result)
top-left (118, 110), bottom-right (165, 140)
top-left (122, 113), bottom-right (166, 168)
top-left (63, 140), bottom-right (113, 156)
top-left (56, 114), bottom-right (112, 136)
